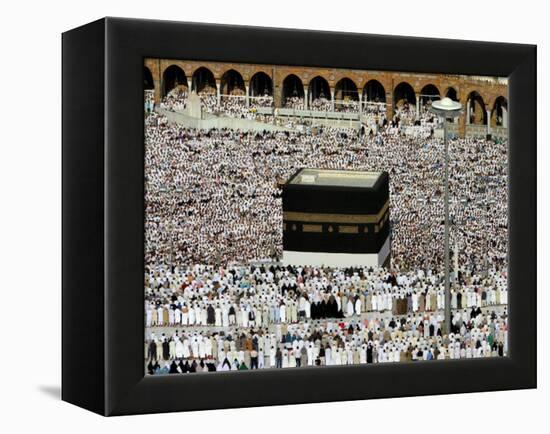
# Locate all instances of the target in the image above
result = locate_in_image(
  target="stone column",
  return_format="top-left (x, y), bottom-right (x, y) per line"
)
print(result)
top-left (245, 85), bottom-right (250, 107)
top-left (415, 93), bottom-right (420, 118)
top-left (486, 109), bottom-right (491, 135)
top-left (466, 99), bottom-right (471, 125)
top-left (502, 105), bottom-right (508, 128)
top-left (304, 88), bottom-right (309, 110)
top-left (330, 88), bottom-right (335, 111)
top-left (458, 111), bottom-right (466, 138)
top-left (216, 82), bottom-right (221, 105)
top-left (386, 92), bottom-right (393, 121)
top-left (273, 85), bottom-right (281, 108)
top-left (154, 80), bottom-right (161, 104)
top-left (358, 94), bottom-right (362, 116)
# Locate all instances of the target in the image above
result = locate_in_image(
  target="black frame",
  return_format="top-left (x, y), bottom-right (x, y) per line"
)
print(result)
top-left (62, 17), bottom-right (536, 416)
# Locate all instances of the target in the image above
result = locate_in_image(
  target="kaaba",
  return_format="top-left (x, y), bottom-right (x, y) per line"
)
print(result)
top-left (282, 168), bottom-right (390, 268)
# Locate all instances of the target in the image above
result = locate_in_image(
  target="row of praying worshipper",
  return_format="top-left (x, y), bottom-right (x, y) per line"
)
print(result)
top-left (145, 307), bottom-right (507, 375)
top-left (145, 263), bottom-right (508, 328)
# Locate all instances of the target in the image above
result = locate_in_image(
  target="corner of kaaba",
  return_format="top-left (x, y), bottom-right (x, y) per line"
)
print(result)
top-left (282, 168), bottom-right (390, 268)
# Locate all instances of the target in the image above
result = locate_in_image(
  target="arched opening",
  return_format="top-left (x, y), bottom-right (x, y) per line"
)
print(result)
top-left (445, 87), bottom-right (458, 101)
top-left (466, 91), bottom-right (487, 125)
top-left (249, 72), bottom-right (273, 108)
top-left (363, 80), bottom-right (386, 103)
top-left (249, 72), bottom-right (273, 97)
top-left (492, 96), bottom-right (508, 128)
top-left (393, 82), bottom-right (416, 112)
top-left (308, 76), bottom-right (331, 111)
top-left (191, 67), bottom-right (216, 94)
top-left (420, 84), bottom-right (440, 105)
top-left (220, 69), bottom-right (246, 96)
top-left (144, 67), bottom-right (154, 90)
top-left (363, 80), bottom-right (386, 115)
top-left (282, 74), bottom-right (304, 108)
top-left (162, 65), bottom-right (188, 97)
top-left (418, 84), bottom-right (440, 120)
top-left (335, 77), bottom-right (359, 112)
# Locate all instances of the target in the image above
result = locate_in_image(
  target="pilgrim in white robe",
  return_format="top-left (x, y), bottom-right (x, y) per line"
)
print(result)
top-left (168, 309), bottom-right (175, 325)
top-left (355, 298), bottom-right (362, 316)
top-left (279, 305), bottom-right (286, 324)
top-left (157, 307), bottom-right (164, 326)
top-left (221, 307), bottom-right (229, 327)
top-left (211, 306), bottom-right (220, 326)
top-left (146, 309), bottom-right (152, 327)
top-left (175, 338), bottom-right (184, 358)
top-left (182, 339), bottom-right (190, 358)
top-left (269, 347), bottom-right (276, 367)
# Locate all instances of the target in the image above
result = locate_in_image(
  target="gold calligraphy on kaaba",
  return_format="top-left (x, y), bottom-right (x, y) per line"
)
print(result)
top-left (283, 201), bottom-right (389, 234)
top-left (339, 225), bottom-right (359, 234)
top-left (283, 200), bottom-right (389, 224)
top-left (302, 224), bottom-right (323, 233)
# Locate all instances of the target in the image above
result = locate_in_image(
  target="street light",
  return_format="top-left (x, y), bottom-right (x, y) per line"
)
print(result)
top-left (430, 97), bottom-right (462, 334)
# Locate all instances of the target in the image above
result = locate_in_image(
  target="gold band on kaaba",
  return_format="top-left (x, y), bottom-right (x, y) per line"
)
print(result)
top-left (283, 200), bottom-right (389, 225)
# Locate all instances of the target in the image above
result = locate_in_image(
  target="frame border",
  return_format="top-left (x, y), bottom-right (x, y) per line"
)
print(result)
top-left (67, 17), bottom-right (537, 416)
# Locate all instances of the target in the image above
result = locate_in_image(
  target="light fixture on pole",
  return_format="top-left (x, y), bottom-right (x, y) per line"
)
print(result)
top-left (430, 97), bottom-right (462, 334)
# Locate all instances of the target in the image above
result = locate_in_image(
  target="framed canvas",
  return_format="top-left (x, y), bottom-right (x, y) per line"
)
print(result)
top-left (62, 17), bottom-right (536, 416)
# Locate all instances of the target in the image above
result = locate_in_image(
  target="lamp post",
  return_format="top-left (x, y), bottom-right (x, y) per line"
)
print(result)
top-left (430, 97), bottom-right (462, 334)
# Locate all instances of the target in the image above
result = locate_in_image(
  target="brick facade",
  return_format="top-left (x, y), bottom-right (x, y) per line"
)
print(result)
top-left (144, 58), bottom-right (508, 137)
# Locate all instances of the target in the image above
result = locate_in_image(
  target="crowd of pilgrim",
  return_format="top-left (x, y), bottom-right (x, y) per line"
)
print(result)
top-left (143, 87), bottom-right (509, 373)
